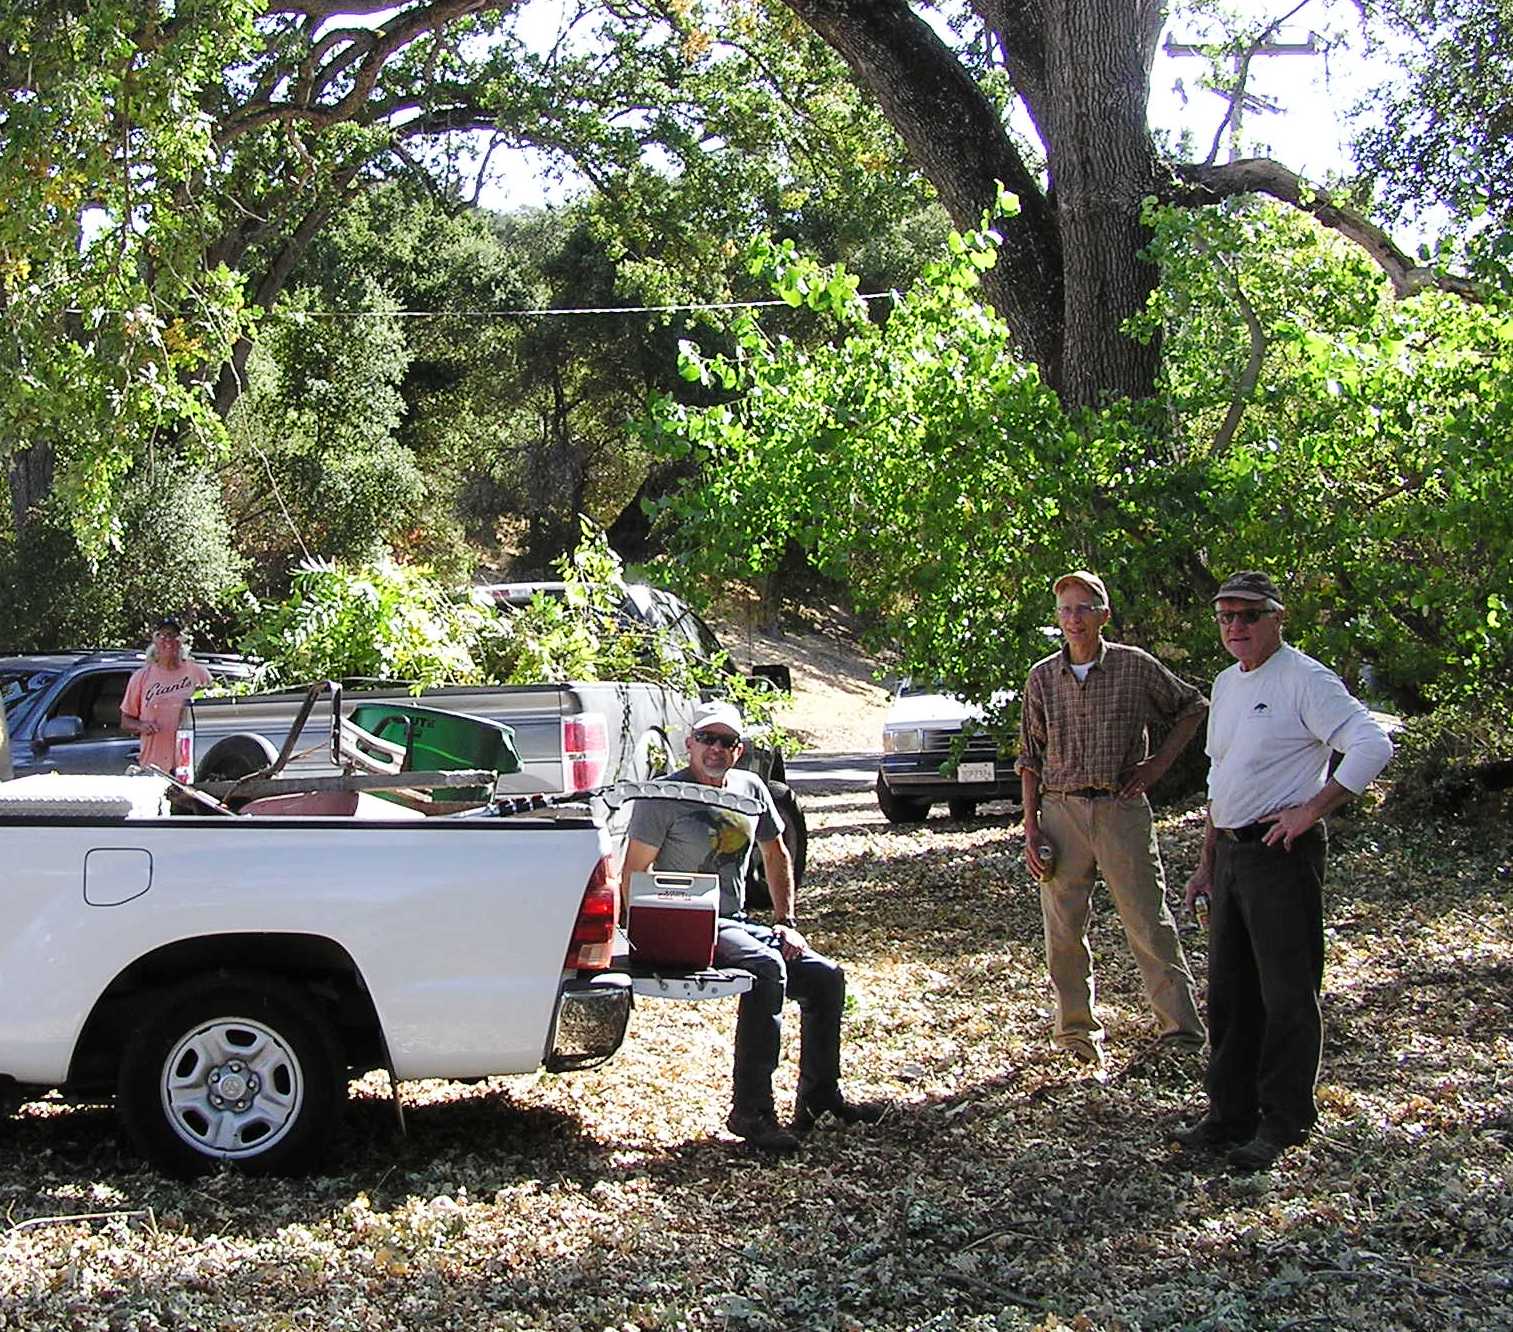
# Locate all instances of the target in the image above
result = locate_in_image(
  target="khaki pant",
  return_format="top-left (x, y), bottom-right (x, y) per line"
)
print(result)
top-left (1038, 793), bottom-right (1204, 1057)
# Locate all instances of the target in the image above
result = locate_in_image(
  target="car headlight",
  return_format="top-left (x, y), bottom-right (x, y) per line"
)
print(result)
top-left (883, 727), bottom-right (922, 754)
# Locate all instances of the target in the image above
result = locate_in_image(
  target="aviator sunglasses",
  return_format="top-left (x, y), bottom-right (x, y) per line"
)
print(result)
top-left (692, 729), bottom-right (741, 750)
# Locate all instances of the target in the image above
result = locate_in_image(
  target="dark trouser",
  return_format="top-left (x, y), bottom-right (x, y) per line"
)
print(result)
top-left (1207, 825), bottom-right (1327, 1145)
top-left (715, 920), bottom-right (846, 1113)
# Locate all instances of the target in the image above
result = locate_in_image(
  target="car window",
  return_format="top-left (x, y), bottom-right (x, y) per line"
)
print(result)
top-left (47, 671), bottom-right (132, 735)
top-left (2, 669), bottom-right (58, 716)
top-left (654, 593), bottom-right (722, 659)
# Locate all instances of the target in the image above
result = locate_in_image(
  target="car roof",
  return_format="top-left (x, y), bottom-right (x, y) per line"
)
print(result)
top-left (475, 582), bottom-right (569, 605)
top-left (0, 651), bottom-right (142, 671)
top-left (0, 650), bottom-right (256, 675)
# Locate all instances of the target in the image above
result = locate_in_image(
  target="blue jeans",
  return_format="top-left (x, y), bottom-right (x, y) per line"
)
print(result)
top-left (715, 920), bottom-right (846, 1113)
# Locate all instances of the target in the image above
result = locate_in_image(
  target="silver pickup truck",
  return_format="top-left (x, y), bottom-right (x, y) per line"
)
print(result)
top-left (186, 679), bottom-right (807, 892)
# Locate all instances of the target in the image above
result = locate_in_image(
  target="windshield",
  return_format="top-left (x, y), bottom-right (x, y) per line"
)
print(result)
top-left (2, 668), bottom-right (58, 716)
top-left (899, 678), bottom-right (949, 697)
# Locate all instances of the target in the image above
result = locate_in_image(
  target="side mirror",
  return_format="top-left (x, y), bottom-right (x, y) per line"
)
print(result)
top-left (40, 716), bottom-right (85, 746)
top-left (749, 664), bottom-right (792, 693)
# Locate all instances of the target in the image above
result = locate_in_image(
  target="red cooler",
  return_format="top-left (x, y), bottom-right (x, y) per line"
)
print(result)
top-left (627, 871), bottom-right (719, 969)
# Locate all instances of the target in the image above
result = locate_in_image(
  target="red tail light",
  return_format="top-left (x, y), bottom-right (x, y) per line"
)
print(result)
top-left (561, 713), bottom-right (609, 792)
top-left (566, 856), bottom-right (618, 971)
top-left (173, 730), bottom-right (194, 783)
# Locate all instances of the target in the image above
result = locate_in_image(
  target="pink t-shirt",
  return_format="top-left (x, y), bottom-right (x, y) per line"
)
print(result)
top-left (121, 659), bottom-right (212, 771)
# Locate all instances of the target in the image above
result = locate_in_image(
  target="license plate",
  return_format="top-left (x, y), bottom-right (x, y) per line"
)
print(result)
top-left (957, 762), bottom-right (994, 784)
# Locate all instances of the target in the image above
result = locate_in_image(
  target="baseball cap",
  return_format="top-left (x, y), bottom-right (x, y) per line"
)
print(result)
top-left (691, 699), bottom-right (744, 737)
top-left (1213, 571), bottom-right (1285, 607)
top-left (1053, 570), bottom-right (1110, 608)
top-left (153, 616), bottom-right (184, 635)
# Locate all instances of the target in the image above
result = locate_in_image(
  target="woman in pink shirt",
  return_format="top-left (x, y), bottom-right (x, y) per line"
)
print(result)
top-left (121, 617), bottom-right (212, 773)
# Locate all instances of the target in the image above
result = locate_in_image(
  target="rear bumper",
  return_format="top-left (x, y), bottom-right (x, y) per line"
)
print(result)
top-left (545, 973), bottom-right (632, 1072)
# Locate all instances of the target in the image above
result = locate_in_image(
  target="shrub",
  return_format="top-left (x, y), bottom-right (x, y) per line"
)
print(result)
top-left (1384, 688), bottom-right (1513, 821)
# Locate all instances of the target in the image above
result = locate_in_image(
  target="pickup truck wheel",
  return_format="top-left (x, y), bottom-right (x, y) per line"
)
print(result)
top-left (775, 783), bottom-right (808, 886)
top-left (876, 774), bottom-right (929, 824)
top-left (118, 974), bottom-right (343, 1178)
top-left (743, 781), bottom-right (807, 912)
top-left (197, 736), bottom-right (275, 783)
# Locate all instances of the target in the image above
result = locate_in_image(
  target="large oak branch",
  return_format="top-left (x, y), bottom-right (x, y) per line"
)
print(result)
top-left (1176, 158), bottom-right (1482, 300)
top-left (779, 0), bottom-right (1064, 382)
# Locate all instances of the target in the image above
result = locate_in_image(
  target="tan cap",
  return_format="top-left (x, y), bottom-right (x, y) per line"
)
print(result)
top-left (1053, 570), bottom-right (1109, 607)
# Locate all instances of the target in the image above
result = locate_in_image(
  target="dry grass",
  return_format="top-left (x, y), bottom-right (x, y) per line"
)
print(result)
top-left (2, 788), bottom-right (1510, 1331)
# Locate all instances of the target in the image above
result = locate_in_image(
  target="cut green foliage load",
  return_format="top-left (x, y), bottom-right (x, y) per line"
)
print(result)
top-left (236, 522), bottom-right (790, 744)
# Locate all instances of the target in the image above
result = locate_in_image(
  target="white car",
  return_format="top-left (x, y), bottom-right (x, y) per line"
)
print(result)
top-left (876, 681), bottom-right (1020, 823)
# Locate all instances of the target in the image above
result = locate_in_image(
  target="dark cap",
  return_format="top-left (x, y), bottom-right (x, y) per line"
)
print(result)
top-left (153, 616), bottom-right (184, 635)
top-left (1213, 571), bottom-right (1284, 607)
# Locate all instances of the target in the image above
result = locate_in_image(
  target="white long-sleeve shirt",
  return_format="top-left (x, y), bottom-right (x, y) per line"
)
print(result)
top-left (1206, 644), bottom-right (1393, 829)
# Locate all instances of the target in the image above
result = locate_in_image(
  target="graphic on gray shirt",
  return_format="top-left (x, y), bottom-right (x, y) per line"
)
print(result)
top-left (625, 767), bottom-right (782, 917)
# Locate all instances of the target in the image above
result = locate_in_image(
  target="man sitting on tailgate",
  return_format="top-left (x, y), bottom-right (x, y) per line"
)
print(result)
top-left (621, 699), bottom-right (884, 1153)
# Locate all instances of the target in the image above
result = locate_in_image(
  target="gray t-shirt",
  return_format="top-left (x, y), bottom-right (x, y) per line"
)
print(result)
top-left (626, 767), bottom-right (783, 918)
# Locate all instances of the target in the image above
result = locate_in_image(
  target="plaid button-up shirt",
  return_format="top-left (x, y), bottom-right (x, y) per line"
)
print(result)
top-left (1015, 640), bottom-right (1208, 792)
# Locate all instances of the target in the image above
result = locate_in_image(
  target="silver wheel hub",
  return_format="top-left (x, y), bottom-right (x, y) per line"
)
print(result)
top-left (160, 1017), bottom-right (305, 1160)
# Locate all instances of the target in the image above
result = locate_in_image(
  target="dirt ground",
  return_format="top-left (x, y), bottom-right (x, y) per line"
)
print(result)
top-left (711, 602), bottom-right (894, 753)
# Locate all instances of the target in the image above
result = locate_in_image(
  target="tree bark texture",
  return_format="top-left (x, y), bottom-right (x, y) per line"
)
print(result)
top-left (7, 441), bottom-right (56, 535)
top-left (779, 0), bottom-right (1065, 387)
top-left (1039, 0), bottom-right (1164, 405)
top-left (780, 0), bottom-right (1168, 407)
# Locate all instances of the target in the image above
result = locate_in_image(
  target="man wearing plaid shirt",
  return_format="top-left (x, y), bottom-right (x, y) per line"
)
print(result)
top-left (1017, 571), bottom-right (1209, 1073)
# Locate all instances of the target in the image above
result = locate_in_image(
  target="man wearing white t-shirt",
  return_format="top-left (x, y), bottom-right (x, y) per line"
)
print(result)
top-left (1175, 572), bottom-right (1392, 1171)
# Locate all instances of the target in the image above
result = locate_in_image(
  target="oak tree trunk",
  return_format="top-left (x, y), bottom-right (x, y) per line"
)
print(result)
top-left (780, 0), bottom-right (1166, 407)
top-left (1039, 0), bottom-right (1163, 405)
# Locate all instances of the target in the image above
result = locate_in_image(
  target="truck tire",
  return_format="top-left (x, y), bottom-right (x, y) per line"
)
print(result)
top-left (744, 781), bottom-right (807, 912)
top-left (197, 735), bottom-right (276, 783)
top-left (117, 972), bottom-right (344, 1178)
top-left (876, 773), bottom-right (929, 824)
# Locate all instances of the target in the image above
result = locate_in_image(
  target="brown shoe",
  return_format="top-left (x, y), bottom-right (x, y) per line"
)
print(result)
top-left (1227, 1134), bottom-right (1291, 1172)
top-left (726, 1105), bottom-right (800, 1154)
top-left (793, 1096), bottom-right (889, 1133)
top-left (1171, 1116), bottom-right (1253, 1151)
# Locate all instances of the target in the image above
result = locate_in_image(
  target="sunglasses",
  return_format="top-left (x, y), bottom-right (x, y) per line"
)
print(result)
top-left (692, 729), bottom-right (741, 750)
top-left (1215, 608), bottom-right (1276, 626)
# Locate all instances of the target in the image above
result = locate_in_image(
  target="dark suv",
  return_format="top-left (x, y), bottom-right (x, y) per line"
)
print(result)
top-left (1, 651), bottom-right (256, 780)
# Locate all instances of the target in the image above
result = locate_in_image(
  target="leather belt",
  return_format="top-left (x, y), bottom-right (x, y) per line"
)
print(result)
top-left (1218, 822), bottom-right (1270, 843)
top-left (1046, 787), bottom-right (1115, 800)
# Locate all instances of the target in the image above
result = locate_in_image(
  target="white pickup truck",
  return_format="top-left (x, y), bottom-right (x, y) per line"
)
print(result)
top-left (0, 771), bottom-right (749, 1178)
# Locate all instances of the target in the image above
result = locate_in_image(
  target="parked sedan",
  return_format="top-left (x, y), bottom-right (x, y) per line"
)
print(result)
top-left (876, 680), bottom-right (1020, 823)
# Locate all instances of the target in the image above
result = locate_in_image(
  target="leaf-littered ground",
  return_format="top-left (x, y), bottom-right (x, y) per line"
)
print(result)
top-left (2, 787), bottom-right (1509, 1332)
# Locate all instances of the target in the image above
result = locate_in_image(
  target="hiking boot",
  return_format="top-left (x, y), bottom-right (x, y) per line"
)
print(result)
top-left (1227, 1133), bottom-right (1292, 1172)
top-left (1170, 1115), bottom-right (1253, 1151)
top-left (726, 1105), bottom-right (801, 1154)
top-left (792, 1096), bottom-right (890, 1133)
